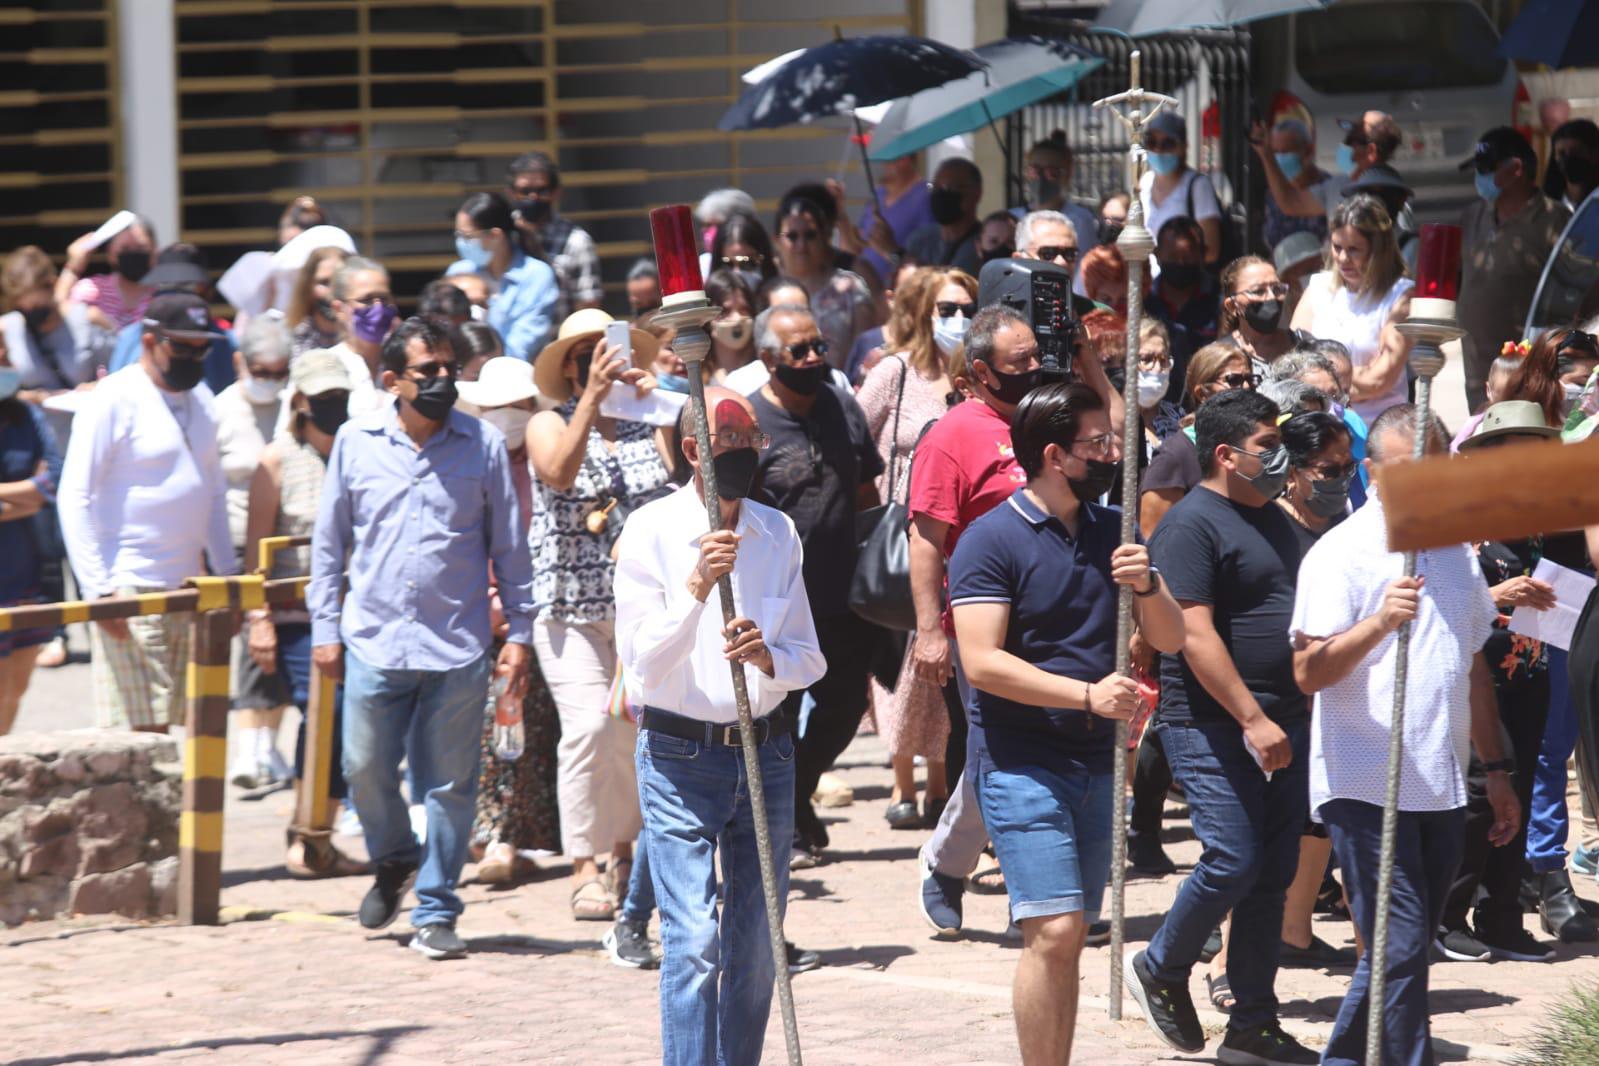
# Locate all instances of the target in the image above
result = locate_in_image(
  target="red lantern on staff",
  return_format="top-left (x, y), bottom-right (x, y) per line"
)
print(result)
top-left (650, 205), bottom-right (705, 304)
top-left (1414, 223), bottom-right (1461, 303)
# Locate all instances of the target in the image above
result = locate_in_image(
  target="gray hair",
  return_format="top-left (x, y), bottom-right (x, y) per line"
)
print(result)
top-left (1272, 118), bottom-right (1312, 150)
top-left (240, 315), bottom-right (292, 364)
top-left (696, 188), bottom-right (756, 225)
top-left (754, 303), bottom-right (814, 356)
top-left (965, 306), bottom-right (1031, 369)
top-left (1367, 403), bottom-right (1450, 462)
top-left (1016, 210), bottom-right (1076, 254)
top-left (627, 257), bottom-right (658, 282)
top-left (1266, 350), bottom-right (1338, 385)
top-left (1259, 378), bottom-right (1328, 416)
top-left (331, 255), bottom-right (387, 302)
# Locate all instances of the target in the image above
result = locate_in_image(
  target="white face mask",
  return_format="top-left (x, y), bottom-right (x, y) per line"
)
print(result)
top-left (242, 372), bottom-right (284, 406)
top-left (1137, 367), bottom-right (1170, 408)
top-left (931, 313), bottom-right (969, 357)
top-left (481, 405), bottom-right (531, 445)
top-left (1564, 380), bottom-right (1586, 411)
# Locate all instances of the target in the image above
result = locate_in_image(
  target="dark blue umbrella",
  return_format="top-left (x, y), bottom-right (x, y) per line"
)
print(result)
top-left (717, 35), bottom-right (986, 132)
top-left (1498, 0), bottom-right (1599, 69)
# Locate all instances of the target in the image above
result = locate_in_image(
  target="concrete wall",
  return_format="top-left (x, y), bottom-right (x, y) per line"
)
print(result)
top-left (117, 0), bottom-right (180, 243)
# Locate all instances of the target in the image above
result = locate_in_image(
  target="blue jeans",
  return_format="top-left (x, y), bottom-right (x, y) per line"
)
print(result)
top-left (1528, 645), bottom-right (1575, 873)
top-left (1145, 718), bottom-right (1309, 1030)
top-left (278, 623), bottom-right (347, 800)
top-left (1322, 800), bottom-right (1465, 1066)
top-left (342, 650), bottom-right (490, 928)
top-left (637, 725), bottom-right (796, 1066)
top-left (621, 830), bottom-right (656, 924)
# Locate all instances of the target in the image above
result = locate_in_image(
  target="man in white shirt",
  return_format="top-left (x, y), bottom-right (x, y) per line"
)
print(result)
top-left (59, 293), bottom-right (237, 732)
top-left (614, 385), bottom-right (824, 1066)
top-left (1289, 404), bottom-right (1519, 1066)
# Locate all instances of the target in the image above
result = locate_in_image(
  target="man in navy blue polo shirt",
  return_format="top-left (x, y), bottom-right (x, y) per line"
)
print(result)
top-left (948, 382), bottom-right (1184, 1064)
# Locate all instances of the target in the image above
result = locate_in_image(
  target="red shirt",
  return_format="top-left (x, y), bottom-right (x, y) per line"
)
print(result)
top-left (907, 397), bottom-right (1024, 560)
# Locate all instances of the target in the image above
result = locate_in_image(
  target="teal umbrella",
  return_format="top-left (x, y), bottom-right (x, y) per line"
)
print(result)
top-left (866, 37), bottom-right (1104, 162)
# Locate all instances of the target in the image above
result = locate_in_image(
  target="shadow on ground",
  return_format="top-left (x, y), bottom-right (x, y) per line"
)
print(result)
top-left (9, 1026), bottom-right (425, 1065)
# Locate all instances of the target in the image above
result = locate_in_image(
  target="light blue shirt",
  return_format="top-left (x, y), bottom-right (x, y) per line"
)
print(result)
top-left (308, 400), bottom-right (533, 670)
top-left (445, 247), bottom-right (559, 362)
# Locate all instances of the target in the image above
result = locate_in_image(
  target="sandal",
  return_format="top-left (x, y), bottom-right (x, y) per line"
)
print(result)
top-left (571, 877), bottom-right (616, 921)
top-left (284, 833), bottom-right (369, 880)
top-left (966, 863), bottom-right (1007, 895)
top-left (1205, 972), bottom-right (1234, 1013)
top-left (477, 842), bottom-right (516, 884)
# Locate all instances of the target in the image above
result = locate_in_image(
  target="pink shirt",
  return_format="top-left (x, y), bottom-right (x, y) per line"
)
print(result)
top-left (69, 274), bottom-right (151, 330)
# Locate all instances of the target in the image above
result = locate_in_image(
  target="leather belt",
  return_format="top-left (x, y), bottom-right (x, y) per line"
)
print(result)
top-left (640, 706), bottom-right (792, 748)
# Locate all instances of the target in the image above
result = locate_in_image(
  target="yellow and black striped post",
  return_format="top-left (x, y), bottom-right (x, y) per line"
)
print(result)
top-left (294, 668), bottom-right (338, 836)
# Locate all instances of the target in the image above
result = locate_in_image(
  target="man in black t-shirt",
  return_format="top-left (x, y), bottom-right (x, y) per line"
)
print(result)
top-left (1124, 390), bottom-right (1318, 1065)
top-left (750, 303), bottom-right (884, 865)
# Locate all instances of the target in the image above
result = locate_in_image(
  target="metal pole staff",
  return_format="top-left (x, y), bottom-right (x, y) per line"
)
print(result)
top-left (653, 287), bottom-right (804, 1066)
top-left (1092, 50), bottom-right (1178, 1021)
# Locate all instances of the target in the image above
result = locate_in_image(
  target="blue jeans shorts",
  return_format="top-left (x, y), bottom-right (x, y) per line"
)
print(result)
top-left (974, 752), bottom-right (1115, 922)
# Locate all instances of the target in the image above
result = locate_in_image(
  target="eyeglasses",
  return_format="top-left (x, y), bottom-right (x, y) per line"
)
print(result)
top-left (1221, 372), bottom-right (1262, 390)
top-left (1070, 432), bottom-right (1117, 457)
top-left (1305, 461), bottom-right (1358, 480)
top-left (719, 254), bottom-right (765, 268)
top-left (1138, 350), bottom-right (1171, 370)
top-left (780, 229), bottom-right (820, 244)
top-left (1035, 246), bottom-right (1078, 266)
top-left (710, 430), bottom-right (771, 451)
top-left (1236, 282), bottom-right (1290, 300)
top-left (453, 229), bottom-right (489, 241)
top-left (161, 335), bottom-right (211, 360)
top-left (935, 301), bottom-right (977, 320)
top-left (406, 359), bottom-right (459, 379)
top-left (785, 339), bottom-right (829, 361)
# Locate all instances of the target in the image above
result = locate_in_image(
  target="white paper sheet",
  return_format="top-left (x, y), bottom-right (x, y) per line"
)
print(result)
top-left (84, 210), bottom-right (136, 251)
top-left (600, 384), bottom-right (688, 427)
top-left (217, 251), bottom-right (276, 317)
top-left (1508, 558), bottom-right (1596, 652)
top-left (42, 390), bottom-right (91, 416)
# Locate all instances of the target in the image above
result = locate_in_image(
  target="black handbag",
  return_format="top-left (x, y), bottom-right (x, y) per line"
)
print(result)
top-left (850, 358), bottom-right (919, 632)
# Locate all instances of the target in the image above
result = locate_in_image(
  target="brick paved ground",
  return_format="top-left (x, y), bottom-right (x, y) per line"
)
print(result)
top-left (5, 661), bottom-right (1596, 1063)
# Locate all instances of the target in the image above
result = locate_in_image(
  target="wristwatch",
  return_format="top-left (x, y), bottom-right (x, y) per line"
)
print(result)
top-left (1133, 572), bottom-right (1162, 598)
top-left (1481, 758), bottom-right (1515, 775)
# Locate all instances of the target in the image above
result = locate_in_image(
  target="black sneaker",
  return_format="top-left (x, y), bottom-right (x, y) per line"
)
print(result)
top-left (919, 861), bottom-right (963, 939)
top-left (1475, 922), bottom-right (1556, 962)
top-left (604, 916), bottom-right (659, 969)
top-left (358, 860), bottom-right (418, 930)
top-left (1278, 934), bottom-right (1357, 968)
top-left (1434, 927), bottom-right (1491, 962)
top-left (1085, 920), bottom-right (1111, 946)
top-left (786, 941), bottom-right (821, 973)
top-left (1123, 948), bottom-right (1205, 1054)
top-left (1199, 924), bottom-right (1224, 963)
top-left (884, 800), bottom-right (922, 829)
top-left (1127, 834), bottom-right (1177, 877)
top-left (409, 922), bottom-right (466, 960)
top-left (1217, 1021), bottom-right (1320, 1065)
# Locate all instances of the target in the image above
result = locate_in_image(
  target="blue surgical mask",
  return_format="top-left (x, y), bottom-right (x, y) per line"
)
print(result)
top-left (657, 372), bottom-right (692, 394)
top-left (1274, 152), bottom-right (1304, 181)
top-left (1475, 170), bottom-right (1501, 203)
top-left (455, 235), bottom-right (493, 269)
top-left (1335, 143), bottom-right (1356, 176)
top-left (1147, 151), bottom-right (1181, 176)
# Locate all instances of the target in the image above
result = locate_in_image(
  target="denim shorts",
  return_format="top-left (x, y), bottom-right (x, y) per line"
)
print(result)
top-left (974, 752), bottom-right (1115, 922)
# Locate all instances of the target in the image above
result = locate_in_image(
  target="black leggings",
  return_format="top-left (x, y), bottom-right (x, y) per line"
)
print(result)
top-left (1129, 724), bottom-right (1172, 842)
top-left (785, 612), bottom-right (877, 847)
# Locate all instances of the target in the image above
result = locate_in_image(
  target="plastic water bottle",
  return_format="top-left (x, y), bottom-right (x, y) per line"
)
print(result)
top-left (490, 675), bottom-right (524, 761)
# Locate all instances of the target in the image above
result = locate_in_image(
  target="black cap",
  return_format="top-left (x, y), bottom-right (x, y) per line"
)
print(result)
top-left (142, 291), bottom-right (219, 341)
top-left (139, 243), bottom-right (209, 289)
top-left (1459, 126), bottom-right (1536, 173)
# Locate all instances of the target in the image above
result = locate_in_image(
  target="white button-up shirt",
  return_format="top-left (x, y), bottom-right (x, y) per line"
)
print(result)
top-left (1289, 493), bottom-right (1497, 816)
top-left (614, 482), bottom-right (825, 724)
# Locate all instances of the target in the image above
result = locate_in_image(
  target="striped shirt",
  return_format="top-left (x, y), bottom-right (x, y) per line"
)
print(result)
top-left (69, 274), bottom-right (152, 330)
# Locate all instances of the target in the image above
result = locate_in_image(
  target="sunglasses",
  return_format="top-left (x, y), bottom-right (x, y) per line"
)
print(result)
top-left (1558, 329), bottom-right (1599, 358)
top-left (1305, 461), bottom-right (1358, 480)
top-left (1221, 372), bottom-right (1262, 390)
top-left (935, 301), bottom-right (976, 319)
top-left (1035, 246), bottom-right (1078, 265)
top-left (246, 364), bottom-right (290, 381)
top-left (786, 339), bottom-right (829, 361)
top-left (406, 359), bottom-right (459, 379)
top-left (780, 229), bottom-right (820, 243)
top-left (161, 335), bottom-right (211, 360)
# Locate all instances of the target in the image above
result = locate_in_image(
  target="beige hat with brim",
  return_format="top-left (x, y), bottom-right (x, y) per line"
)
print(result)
top-left (458, 356), bottom-right (539, 409)
top-left (534, 307), bottom-right (659, 403)
top-left (290, 349), bottom-right (353, 397)
top-left (1459, 399), bottom-right (1561, 449)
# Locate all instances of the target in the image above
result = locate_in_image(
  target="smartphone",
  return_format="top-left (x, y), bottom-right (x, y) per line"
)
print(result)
top-left (603, 320), bottom-right (632, 370)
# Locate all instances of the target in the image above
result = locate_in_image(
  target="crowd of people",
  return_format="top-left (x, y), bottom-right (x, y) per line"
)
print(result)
top-left (3, 111), bottom-right (1599, 1066)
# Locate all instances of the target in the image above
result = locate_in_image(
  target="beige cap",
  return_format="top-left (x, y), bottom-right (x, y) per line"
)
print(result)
top-left (291, 350), bottom-right (353, 397)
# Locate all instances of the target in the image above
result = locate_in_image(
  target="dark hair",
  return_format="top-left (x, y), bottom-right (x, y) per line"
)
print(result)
top-left (982, 209), bottom-right (1017, 229)
top-left (776, 189), bottom-right (831, 233)
top-left (705, 267), bottom-right (754, 311)
top-left (418, 279), bottom-right (471, 321)
top-left (1027, 130), bottom-right (1072, 167)
top-left (450, 320), bottom-right (502, 364)
top-left (712, 210), bottom-right (777, 283)
top-left (934, 156), bottom-right (983, 188)
top-left (758, 274), bottom-right (808, 307)
top-left (966, 305), bottom-right (1030, 371)
top-left (1195, 389), bottom-right (1281, 476)
top-left (459, 191), bottom-right (516, 235)
top-left (279, 195), bottom-right (326, 233)
top-left (1010, 382), bottom-right (1104, 478)
top-left (1280, 411), bottom-right (1352, 469)
top-left (381, 315), bottom-right (451, 376)
top-left (506, 151), bottom-right (559, 189)
top-left (1156, 215), bottom-right (1206, 252)
top-left (1505, 329), bottom-right (1569, 428)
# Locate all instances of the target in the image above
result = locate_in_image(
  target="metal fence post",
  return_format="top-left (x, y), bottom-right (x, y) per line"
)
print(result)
top-left (179, 607), bottom-right (234, 925)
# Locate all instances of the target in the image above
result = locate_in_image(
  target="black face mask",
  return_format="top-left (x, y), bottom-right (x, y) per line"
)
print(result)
top-left (1099, 219), bottom-right (1124, 246)
top-left (1067, 458), bottom-right (1119, 503)
top-left (710, 447), bottom-right (759, 501)
top-left (512, 197), bottom-right (552, 225)
top-left (1242, 298), bottom-right (1284, 334)
top-left (408, 375), bottom-right (458, 422)
top-left (160, 355), bottom-right (206, 392)
top-left (1105, 363), bottom-right (1127, 394)
top-left (928, 187), bottom-right (965, 226)
top-left (575, 350), bottom-right (593, 390)
top-left (314, 297), bottom-right (336, 321)
top-left (978, 362), bottom-right (1041, 406)
top-left (116, 251), bottom-right (151, 282)
top-left (1161, 262), bottom-right (1202, 291)
top-left (981, 244), bottom-right (1015, 263)
top-left (733, 268), bottom-right (764, 292)
top-left (773, 361), bottom-right (827, 396)
top-left (21, 305), bottom-right (53, 333)
top-left (306, 394), bottom-right (349, 437)
top-left (1561, 154), bottom-right (1598, 188)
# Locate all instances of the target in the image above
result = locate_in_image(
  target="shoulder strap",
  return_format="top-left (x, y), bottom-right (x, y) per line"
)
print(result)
top-left (885, 356), bottom-right (909, 489)
top-left (1185, 171), bottom-right (1195, 221)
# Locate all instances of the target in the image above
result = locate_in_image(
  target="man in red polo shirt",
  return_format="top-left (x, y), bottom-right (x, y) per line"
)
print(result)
top-left (912, 304), bottom-right (1122, 937)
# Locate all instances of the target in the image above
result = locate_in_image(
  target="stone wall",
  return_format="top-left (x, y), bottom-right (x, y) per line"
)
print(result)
top-left (0, 730), bottom-right (182, 926)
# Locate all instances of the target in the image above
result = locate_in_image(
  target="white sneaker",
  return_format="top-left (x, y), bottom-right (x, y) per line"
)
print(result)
top-left (408, 803), bottom-right (429, 844)
top-left (334, 805), bottom-right (364, 837)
